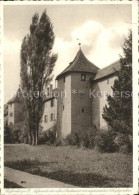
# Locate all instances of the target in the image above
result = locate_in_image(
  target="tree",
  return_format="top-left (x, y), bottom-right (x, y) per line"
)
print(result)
top-left (103, 30), bottom-right (132, 135)
top-left (20, 10), bottom-right (57, 145)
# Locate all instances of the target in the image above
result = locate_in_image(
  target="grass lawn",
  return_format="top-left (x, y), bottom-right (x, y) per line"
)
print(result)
top-left (4, 144), bottom-right (132, 188)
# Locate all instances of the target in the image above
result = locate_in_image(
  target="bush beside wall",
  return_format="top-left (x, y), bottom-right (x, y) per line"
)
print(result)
top-left (38, 125), bottom-right (56, 145)
top-left (65, 128), bottom-right (132, 154)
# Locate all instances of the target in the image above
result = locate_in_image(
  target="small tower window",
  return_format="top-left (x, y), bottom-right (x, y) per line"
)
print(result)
top-left (63, 77), bottom-right (65, 83)
top-left (81, 108), bottom-right (84, 113)
top-left (81, 74), bottom-right (86, 81)
top-left (63, 105), bottom-right (64, 111)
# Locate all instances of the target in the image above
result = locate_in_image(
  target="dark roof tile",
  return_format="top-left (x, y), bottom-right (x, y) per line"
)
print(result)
top-left (56, 49), bottom-right (99, 79)
top-left (7, 89), bottom-right (20, 104)
top-left (94, 61), bottom-right (121, 81)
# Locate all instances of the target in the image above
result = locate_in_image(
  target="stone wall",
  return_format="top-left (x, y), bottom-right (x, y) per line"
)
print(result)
top-left (8, 103), bottom-right (15, 125)
top-left (8, 102), bottom-right (22, 126)
top-left (41, 98), bottom-right (57, 131)
top-left (57, 74), bottom-right (71, 139)
top-left (91, 75), bottom-right (117, 130)
top-left (71, 72), bottom-right (93, 134)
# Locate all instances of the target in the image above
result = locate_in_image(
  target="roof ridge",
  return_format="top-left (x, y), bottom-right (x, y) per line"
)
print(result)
top-left (94, 60), bottom-right (121, 81)
top-left (99, 60), bottom-right (120, 72)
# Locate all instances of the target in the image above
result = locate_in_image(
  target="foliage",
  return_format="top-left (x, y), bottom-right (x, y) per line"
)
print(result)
top-left (18, 133), bottom-right (29, 144)
top-left (4, 125), bottom-right (14, 143)
top-left (65, 133), bottom-right (78, 146)
top-left (20, 10), bottom-right (57, 145)
top-left (38, 125), bottom-right (56, 145)
top-left (4, 122), bottom-right (29, 144)
top-left (103, 30), bottom-right (132, 136)
top-left (94, 130), bottom-right (117, 153)
top-left (114, 133), bottom-right (132, 153)
top-left (66, 128), bottom-right (96, 148)
top-left (65, 129), bottom-right (119, 153)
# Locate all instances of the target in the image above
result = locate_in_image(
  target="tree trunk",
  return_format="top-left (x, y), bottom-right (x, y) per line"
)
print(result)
top-left (31, 131), bottom-right (35, 145)
top-left (35, 130), bottom-right (38, 145)
top-left (28, 130), bottom-right (32, 145)
top-left (34, 125), bottom-right (38, 145)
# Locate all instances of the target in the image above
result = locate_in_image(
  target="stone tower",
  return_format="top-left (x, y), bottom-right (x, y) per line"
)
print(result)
top-left (56, 49), bottom-right (99, 140)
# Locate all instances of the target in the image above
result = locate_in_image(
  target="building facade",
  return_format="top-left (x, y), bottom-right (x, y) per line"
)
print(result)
top-left (41, 97), bottom-right (57, 131)
top-left (7, 93), bottom-right (22, 126)
top-left (6, 49), bottom-right (121, 140)
top-left (56, 49), bottom-right (120, 139)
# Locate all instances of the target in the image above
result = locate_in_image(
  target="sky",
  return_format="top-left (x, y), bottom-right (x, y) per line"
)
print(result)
top-left (4, 4), bottom-right (132, 103)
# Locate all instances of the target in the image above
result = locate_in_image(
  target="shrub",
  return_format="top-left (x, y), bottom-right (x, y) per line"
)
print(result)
top-left (66, 128), bottom-right (96, 148)
top-left (4, 126), bottom-right (20, 144)
top-left (119, 145), bottom-right (130, 154)
top-left (38, 125), bottom-right (56, 145)
top-left (94, 130), bottom-right (117, 153)
top-left (4, 125), bottom-right (14, 143)
top-left (79, 131), bottom-right (94, 148)
top-left (114, 133), bottom-right (132, 153)
top-left (12, 129), bottom-right (22, 143)
top-left (18, 133), bottom-right (29, 144)
top-left (65, 134), bottom-right (78, 146)
top-left (4, 121), bottom-right (29, 144)
top-left (38, 132), bottom-right (48, 145)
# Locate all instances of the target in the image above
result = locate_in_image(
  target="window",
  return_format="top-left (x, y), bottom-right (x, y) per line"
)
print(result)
top-left (10, 104), bottom-right (12, 108)
top-left (51, 99), bottom-right (54, 107)
top-left (10, 112), bottom-right (13, 117)
top-left (81, 108), bottom-right (84, 113)
top-left (107, 79), bottom-right (109, 84)
top-left (9, 122), bottom-right (13, 126)
top-left (51, 113), bottom-right (54, 121)
top-left (81, 74), bottom-right (86, 81)
top-left (63, 105), bottom-right (64, 111)
top-left (63, 77), bottom-right (65, 83)
top-left (44, 115), bottom-right (48, 123)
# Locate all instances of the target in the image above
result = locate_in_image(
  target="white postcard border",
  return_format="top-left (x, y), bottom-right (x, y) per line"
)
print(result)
top-left (0, 1), bottom-right (138, 195)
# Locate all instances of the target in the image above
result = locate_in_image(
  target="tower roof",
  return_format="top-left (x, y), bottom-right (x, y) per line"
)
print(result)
top-left (56, 49), bottom-right (99, 79)
top-left (7, 89), bottom-right (21, 104)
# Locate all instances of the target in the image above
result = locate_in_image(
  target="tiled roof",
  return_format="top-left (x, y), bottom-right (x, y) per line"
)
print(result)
top-left (7, 89), bottom-right (20, 104)
top-left (56, 49), bottom-right (99, 79)
top-left (94, 61), bottom-right (121, 81)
